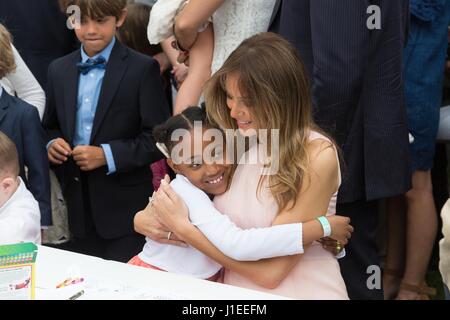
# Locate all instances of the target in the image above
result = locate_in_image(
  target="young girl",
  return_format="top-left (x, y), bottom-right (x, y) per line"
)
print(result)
top-left (146, 33), bottom-right (350, 299)
top-left (147, 0), bottom-right (213, 114)
top-left (129, 106), bottom-right (353, 281)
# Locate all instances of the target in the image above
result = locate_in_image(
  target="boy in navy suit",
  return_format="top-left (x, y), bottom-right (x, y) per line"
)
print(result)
top-left (43, 0), bottom-right (170, 262)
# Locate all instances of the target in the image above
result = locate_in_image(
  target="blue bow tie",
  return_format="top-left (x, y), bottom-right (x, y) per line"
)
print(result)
top-left (76, 56), bottom-right (106, 75)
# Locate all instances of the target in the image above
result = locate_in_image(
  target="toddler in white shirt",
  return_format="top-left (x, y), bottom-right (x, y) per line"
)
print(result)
top-left (0, 131), bottom-right (41, 245)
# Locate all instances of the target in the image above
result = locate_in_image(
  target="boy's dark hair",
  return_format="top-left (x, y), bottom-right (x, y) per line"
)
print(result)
top-left (0, 131), bottom-right (20, 178)
top-left (60, 0), bottom-right (127, 20)
top-left (116, 2), bottom-right (162, 56)
top-left (153, 106), bottom-right (213, 154)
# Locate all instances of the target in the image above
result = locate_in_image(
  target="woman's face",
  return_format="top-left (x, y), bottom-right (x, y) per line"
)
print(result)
top-left (225, 73), bottom-right (258, 135)
top-left (168, 129), bottom-right (232, 196)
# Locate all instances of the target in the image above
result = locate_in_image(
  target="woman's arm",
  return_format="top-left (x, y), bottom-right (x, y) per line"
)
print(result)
top-left (155, 174), bottom-right (350, 261)
top-left (174, 0), bottom-right (224, 50)
top-left (153, 140), bottom-right (348, 288)
top-left (158, 176), bottom-right (308, 261)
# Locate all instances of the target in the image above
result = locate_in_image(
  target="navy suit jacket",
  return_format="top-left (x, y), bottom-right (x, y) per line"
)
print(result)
top-left (0, 90), bottom-right (52, 226)
top-left (270, 0), bottom-right (412, 203)
top-left (43, 40), bottom-right (170, 239)
top-left (0, 0), bottom-right (78, 89)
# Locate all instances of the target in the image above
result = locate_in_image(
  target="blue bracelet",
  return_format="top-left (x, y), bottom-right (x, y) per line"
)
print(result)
top-left (316, 216), bottom-right (331, 237)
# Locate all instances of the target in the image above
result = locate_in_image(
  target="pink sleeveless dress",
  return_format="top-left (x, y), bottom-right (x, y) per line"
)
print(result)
top-left (214, 131), bottom-right (349, 299)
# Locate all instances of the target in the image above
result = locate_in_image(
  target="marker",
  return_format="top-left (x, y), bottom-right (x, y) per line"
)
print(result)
top-left (68, 290), bottom-right (85, 300)
top-left (56, 277), bottom-right (84, 289)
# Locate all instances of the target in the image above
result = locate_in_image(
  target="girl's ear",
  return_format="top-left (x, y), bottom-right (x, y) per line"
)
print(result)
top-left (166, 159), bottom-right (180, 174)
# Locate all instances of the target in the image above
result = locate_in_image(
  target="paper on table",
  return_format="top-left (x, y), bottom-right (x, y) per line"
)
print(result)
top-left (36, 283), bottom-right (84, 300)
top-left (81, 278), bottom-right (188, 300)
top-left (36, 278), bottom-right (188, 300)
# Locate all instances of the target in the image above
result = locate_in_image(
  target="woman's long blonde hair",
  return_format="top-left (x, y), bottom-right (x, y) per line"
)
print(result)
top-left (205, 32), bottom-right (330, 211)
top-left (0, 23), bottom-right (16, 79)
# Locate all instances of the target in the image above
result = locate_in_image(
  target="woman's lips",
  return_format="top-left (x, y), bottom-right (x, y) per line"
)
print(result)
top-left (236, 120), bottom-right (252, 129)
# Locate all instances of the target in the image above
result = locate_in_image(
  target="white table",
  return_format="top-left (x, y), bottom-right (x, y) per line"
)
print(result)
top-left (35, 245), bottom-right (287, 300)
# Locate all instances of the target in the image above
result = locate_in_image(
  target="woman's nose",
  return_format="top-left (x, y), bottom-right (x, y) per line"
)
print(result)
top-left (229, 104), bottom-right (240, 119)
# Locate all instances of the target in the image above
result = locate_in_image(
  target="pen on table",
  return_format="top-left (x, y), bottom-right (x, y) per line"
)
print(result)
top-left (68, 290), bottom-right (85, 300)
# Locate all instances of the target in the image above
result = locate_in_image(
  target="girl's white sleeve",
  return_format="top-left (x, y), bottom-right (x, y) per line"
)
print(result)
top-left (170, 177), bottom-right (304, 261)
top-left (4, 45), bottom-right (46, 120)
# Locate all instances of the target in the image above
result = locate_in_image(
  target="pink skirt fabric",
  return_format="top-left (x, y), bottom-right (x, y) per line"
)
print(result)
top-left (127, 255), bottom-right (221, 282)
top-left (128, 255), bottom-right (165, 271)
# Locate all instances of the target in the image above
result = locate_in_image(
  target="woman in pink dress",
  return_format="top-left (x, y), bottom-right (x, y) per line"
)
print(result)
top-left (145, 33), bottom-right (349, 299)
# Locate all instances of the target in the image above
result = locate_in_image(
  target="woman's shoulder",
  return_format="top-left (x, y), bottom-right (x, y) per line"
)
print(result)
top-left (308, 129), bottom-right (335, 150)
top-left (308, 140), bottom-right (337, 165)
top-left (308, 130), bottom-right (333, 144)
top-left (306, 131), bottom-right (339, 181)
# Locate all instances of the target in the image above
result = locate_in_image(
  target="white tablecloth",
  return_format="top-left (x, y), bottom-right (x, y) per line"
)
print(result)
top-left (35, 245), bottom-right (286, 300)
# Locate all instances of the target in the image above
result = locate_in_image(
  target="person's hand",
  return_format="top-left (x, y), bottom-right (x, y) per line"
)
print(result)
top-left (172, 64), bottom-right (189, 89)
top-left (48, 138), bottom-right (72, 165)
top-left (152, 176), bottom-right (191, 239)
top-left (72, 146), bottom-right (106, 171)
top-left (318, 237), bottom-right (346, 256)
top-left (318, 215), bottom-right (353, 255)
top-left (177, 51), bottom-right (190, 66)
top-left (133, 196), bottom-right (187, 247)
top-left (327, 215), bottom-right (353, 245)
top-left (171, 40), bottom-right (190, 66)
top-left (153, 52), bottom-right (171, 75)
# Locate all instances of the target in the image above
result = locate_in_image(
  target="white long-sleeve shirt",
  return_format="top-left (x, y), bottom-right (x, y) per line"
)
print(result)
top-left (0, 44), bottom-right (46, 120)
top-left (0, 177), bottom-right (41, 245)
top-left (139, 174), bottom-right (303, 279)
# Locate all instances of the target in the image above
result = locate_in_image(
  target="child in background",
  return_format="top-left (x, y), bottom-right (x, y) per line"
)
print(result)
top-left (0, 132), bottom-right (41, 245)
top-left (117, 1), bottom-right (173, 190)
top-left (117, 1), bottom-right (173, 113)
top-left (147, 0), bottom-right (213, 114)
